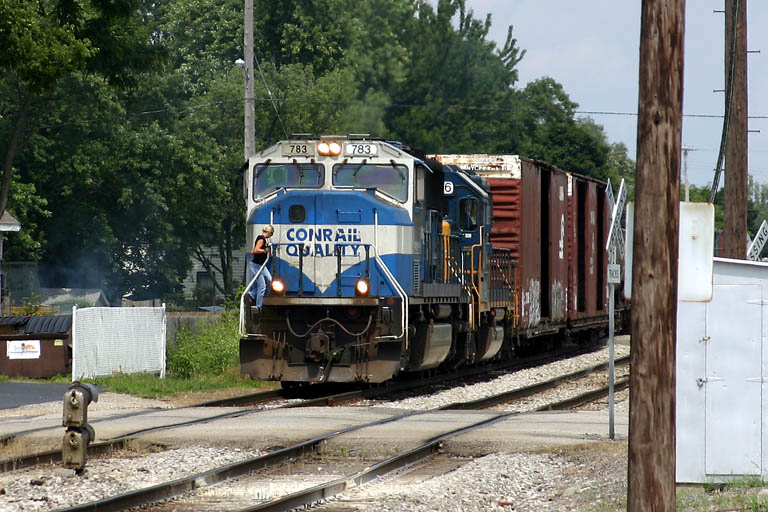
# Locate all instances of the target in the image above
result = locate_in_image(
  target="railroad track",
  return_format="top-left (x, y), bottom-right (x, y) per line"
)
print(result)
top-left (0, 344), bottom-right (605, 473)
top-left (1, 352), bottom-right (630, 512)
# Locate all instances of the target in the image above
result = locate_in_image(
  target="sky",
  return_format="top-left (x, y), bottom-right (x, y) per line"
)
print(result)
top-left (470, 0), bottom-right (768, 188)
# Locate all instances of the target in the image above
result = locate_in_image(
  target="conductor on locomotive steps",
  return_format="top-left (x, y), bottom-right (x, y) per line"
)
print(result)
top-left (247, 224), bottom-right (274, 311)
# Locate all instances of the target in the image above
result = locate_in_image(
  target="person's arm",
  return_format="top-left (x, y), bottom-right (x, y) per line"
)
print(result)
top-left (253, 238), bottom-right (267, 254)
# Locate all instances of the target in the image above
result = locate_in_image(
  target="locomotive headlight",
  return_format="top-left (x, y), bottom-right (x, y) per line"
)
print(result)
top-left (271, 278), bottom-right (286, 296)
top-left (354, 278), bottom-right (370, 297)
top-left (317, 141), bottom-right (342, 156)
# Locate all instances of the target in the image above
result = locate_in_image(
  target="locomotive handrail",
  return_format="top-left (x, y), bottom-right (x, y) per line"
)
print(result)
top-left (467, 225), bottom-right (486, 329)
top-left (269, 241), bottom-right (373, 297)
top-left (239, 254), bottom-right (271, 337)
top-left (373, 210), bottom-right (408, 347)
top-left (429, 232), bottom-right (461, 285)
top-left (490, 248), bottom-right (516, 294)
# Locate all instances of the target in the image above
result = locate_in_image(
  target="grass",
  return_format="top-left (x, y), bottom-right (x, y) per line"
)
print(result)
top-left (533, 443), bottom-right (768, 511)
top-left (90, 310), bottom-right (270, 399)
top-left (2, 310), bottom-right (271, 400)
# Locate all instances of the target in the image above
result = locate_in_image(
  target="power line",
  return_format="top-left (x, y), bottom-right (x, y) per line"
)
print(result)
top-left (29, 94), bottom-right (768, 133)
top-left (578, 110), bottom-right (768, 119)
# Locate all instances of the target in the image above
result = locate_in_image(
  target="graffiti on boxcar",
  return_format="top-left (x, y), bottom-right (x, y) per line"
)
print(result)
top-left (524, 277), bottom-right (541, 327)
top-left (559, 214), bottom-right (565, 260)
top-left (552, 280), bottom-right (566, 321)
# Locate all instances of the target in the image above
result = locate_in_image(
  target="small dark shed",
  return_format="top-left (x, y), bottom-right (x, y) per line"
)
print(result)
top-left (0, 315), bottom-right (72, 378)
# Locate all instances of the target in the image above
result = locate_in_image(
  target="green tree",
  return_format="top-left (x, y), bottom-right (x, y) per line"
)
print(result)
top-left (2, 0), bottom-right (646, 305)
top-left (0, 0), bottom-right (161, 221)
top-left (606, 141), bottom-right (637, 198)
top-left (513, 78), bottom-right (636, 184)
top-left (142, 0), bottom-right (357, 300)
top-left (386, 0), bottom-right (524, 152)
top-left (747, 176), bottom-right (768, 243)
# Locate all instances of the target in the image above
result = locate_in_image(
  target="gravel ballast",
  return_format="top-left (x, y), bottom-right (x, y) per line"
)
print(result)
top-left (1, 342), bottom-right (633, 511)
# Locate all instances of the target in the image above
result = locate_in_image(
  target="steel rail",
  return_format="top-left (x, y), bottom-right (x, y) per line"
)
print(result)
top-left (0, 345), bottom-right (617, 473)
top-left (239, 377), bottom-right (632, 512)
top-left (242, 410), bottom-right (522, 512)
top-left (444, 355), bottom-right (630, 410)
top-left (49, 351), bottom-right (629, 512)
top-left (240, 372), bottom-right (632, 512)
top-left (58, 439), bottom-right (322, 512)
top-left (540, 377), bottom-right (631, 411)
top-left (1, 407), bottom-right (266, 473)
top-left (0, 389), bottom-right (283, 446)
top-left (1, 341), bottom-right (599, 447)
top-left (242, 441), bottom-right (444, 512)
top-left (55, 405), bottom-right (438, 512)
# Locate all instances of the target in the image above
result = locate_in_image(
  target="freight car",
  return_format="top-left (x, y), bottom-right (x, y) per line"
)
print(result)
top-left (431, 154), bottom-right (626, 348)
top-left (238, 136), bottom-right (621, 386)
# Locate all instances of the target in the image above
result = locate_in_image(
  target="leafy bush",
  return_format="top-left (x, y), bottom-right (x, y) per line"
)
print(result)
top-left (167, 311), bottom-right (240, 379)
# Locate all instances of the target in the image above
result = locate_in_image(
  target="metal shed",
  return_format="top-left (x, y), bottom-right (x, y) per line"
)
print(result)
top-left (677, 257), bottom-right (768, 483)
top-left (0, 315), bottom-right (72, 378)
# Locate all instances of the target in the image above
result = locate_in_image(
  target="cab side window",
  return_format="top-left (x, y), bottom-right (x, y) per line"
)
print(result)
top-left (459, 197), bottom-right (478, 231)
top-left (415, 164), bottom-right (426, 205)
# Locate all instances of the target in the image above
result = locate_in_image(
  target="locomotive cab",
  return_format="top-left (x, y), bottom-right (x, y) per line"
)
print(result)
top-left (239, 136), bottom-right (460, 384)
top-left (441, 166), bottom-right (510, 363)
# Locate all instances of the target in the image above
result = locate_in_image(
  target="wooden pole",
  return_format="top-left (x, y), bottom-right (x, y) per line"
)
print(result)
top-left (628, 1), bottom-right (684, 510)
top-left (244, 0), bottom-right (255, 161)
top-left (723, 0), bottom-right (748, 259)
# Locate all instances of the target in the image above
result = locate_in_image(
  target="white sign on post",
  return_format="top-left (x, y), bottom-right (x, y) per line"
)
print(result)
top-left (607, 264), bottom-right (621, 284)
top-left (605, 178), bottom-right (615, 211)
top-left (624, 201), bottom-right (714, 301)
top-left (746, 220), bottom-right (768, 261)
top-left (604, 178), bottom-right (626, 441)
top-left (606, 179), bottom-right (627, 254)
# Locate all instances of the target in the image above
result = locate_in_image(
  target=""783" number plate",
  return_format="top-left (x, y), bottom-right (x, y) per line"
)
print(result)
top-left (282, 142), bottom-right (315, 156)
top-left (344, 143), bottom-right (378, 157)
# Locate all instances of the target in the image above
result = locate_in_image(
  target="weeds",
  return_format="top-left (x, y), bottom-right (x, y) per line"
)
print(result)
top-left (749, 497), bottom-right (768, 511)
top-left (74, 311), bottom-right (263, 398)
top-left (167, 311), bottom-right (240, 379)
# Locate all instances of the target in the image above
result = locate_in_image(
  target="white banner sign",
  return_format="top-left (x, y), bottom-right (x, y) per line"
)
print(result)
top-left (7, 340), bottom-right (41, 359)
top-left (746, 220), bottom-right (768, 261)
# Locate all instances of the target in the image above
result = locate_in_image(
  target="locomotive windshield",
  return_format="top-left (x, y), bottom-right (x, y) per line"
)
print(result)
top-left (332, 163), bottom-right (408, 202)
top-left (253, 163), bottom-right (323, 198)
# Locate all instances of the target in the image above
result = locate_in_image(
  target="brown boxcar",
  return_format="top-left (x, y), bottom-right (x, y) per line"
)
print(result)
top-left (567, 172), bottom-right (610, 334)
top-left (432, 155), bottom-right (571, 338)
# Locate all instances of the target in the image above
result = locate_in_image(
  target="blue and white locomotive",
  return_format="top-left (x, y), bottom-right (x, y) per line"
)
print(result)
top-left (239, 135), bottom-right (516, 385)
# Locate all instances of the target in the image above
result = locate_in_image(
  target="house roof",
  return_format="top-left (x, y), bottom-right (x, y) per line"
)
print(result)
top-left (39, 288), bottom-right (110, 307)
top-left (0, 316), bottom-right (30, 326)
top-left (0, 211), bottom-right (21, 232)
top-left (0, 315), bottom-right (71, 333)
top-left (23, 315), bottom-right (71, 334)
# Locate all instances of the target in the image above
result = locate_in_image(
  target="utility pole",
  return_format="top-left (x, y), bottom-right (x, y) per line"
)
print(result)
top-left (628, 1), bottom-right (684, 510)
top-left (243, 0), bottom-right (255, 161)
top-left (723, 0), bottom-right (748, 259)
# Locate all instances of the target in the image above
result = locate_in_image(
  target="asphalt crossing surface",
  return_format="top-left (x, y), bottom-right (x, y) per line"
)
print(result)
top-left (0, 382), bottom-right (74, 409)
